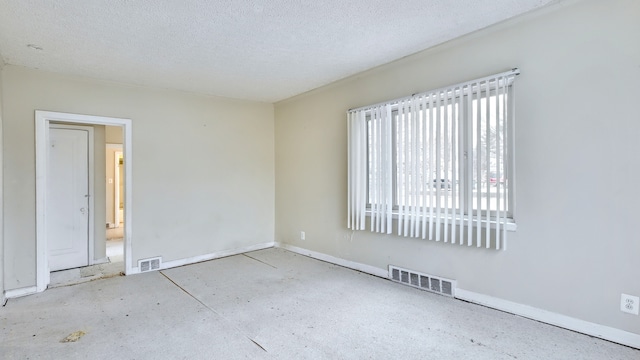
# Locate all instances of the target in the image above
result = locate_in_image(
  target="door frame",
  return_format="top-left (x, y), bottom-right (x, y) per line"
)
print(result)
top-left (36, 111), bottom-right (133, 292)
top-left (48, 124), bottom-right (95, 269)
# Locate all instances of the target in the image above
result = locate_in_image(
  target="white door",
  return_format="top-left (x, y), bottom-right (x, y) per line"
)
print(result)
top-left (47, 127), bottom-right (90, 271)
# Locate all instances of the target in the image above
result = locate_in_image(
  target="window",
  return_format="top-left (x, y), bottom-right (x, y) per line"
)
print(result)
top-left (348, 70), bottom-right (518, 249)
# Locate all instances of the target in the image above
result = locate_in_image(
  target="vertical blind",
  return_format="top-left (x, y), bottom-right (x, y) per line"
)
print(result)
top-left (347, 69), bottom-right (518, 249)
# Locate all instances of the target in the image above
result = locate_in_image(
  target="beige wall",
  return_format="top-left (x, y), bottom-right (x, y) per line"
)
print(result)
top-left (105, 126), bottom-right (123, 227)
top-left (275, 0), bottom-right (640, 335)
top-left (106, 125), bottom-right (123, 144)
top-left (2, 65), bottom-right (275, 289)
top-left (105, 146), bottom-right (122, 227)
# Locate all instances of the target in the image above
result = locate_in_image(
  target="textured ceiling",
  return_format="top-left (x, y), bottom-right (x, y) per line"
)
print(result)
top-left (0, 0), bottom-right (558, 102)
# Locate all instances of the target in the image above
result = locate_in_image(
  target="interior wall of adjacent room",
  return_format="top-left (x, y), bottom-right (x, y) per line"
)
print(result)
top-left (106, 125), bottom-right (123, 144)
top-left (106, 125), bottom-right (123, 227)
top-left (2, 65), bottom-right (275, 290)
top-left (274, 0), bottom-right (640, 335)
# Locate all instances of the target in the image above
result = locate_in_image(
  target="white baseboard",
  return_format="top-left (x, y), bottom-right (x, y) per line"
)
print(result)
top-left (276, 242), bottom-right (639, 350)
top-left (5, 286), bottom-right (38, 299)
top-left (128, 242), bottom-right (276, 275)
top-left (456, 289), bottom-right (640, 349)
top-left (275, 242), bottom-right (389, 278)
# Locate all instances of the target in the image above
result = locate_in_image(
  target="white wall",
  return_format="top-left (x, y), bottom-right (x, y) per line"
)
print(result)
top-left (2, 65), bottom-right (275, 289)
top-left (275, 0), bottom-right (640, 336)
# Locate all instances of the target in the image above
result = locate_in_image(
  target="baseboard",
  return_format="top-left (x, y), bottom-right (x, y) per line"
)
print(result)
top-left (154, 242), bottom-right (276, 273)
top-left (5, 244), bottom-right (277, 295)
top-left (275, 242), bottom-right (388, 278)
top-left (275, 243), bottom-right (639, 349)
top-left (455, 289), bottom-right (640, 349)
top-left (5, 286), bottom-right (38, 299)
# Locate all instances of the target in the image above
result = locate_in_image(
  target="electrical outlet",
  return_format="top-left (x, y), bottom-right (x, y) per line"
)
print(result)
top-left (300, 231), bottom-right (305, 241)
top-left (620, 294), bottom-right (639, 315)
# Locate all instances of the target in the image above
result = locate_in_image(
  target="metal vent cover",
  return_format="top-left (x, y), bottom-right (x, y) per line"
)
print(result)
top-left (138, 257), bottom-right (161, 273)
top-left (389, 265), bottom-right (455, 297)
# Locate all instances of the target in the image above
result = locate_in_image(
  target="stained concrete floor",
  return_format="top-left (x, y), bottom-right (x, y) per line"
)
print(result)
top-left (1, 248), bottom-right (638, 359)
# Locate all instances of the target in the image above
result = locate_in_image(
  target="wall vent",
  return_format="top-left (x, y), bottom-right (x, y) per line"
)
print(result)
top-left (138, 257), bottom-right (162, 273)
top-left (389, 265), bottom-right (456, 297)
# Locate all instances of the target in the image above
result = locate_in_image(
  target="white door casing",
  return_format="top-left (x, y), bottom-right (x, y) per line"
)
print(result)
top-left (35, 111), bottom-right (134, 293)
top-left (47, 126), bottom-right (92, 271)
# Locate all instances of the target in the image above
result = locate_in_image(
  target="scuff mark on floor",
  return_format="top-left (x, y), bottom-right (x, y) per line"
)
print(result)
top-left (250, 338), bottom-right (268, 352)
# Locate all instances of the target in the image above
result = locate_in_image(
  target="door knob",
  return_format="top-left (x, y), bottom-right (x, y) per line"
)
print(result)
top-left (80, 207), bottom-right (87, 214)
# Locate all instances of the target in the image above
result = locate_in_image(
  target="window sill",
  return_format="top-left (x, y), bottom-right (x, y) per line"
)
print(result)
top-left (365, 210), bottom-right (517, 232)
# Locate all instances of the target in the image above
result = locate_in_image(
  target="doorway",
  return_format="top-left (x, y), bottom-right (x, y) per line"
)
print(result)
top-left (106, 139), bottom-right (125, 264)
top-left (35, 111), bottom-right (133, 293)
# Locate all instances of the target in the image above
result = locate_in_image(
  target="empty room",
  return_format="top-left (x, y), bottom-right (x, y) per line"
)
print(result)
top-left (1, 0), bottom-right (639, 358)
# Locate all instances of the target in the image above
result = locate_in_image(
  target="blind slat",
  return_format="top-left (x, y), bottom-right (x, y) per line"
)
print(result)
top-left (474, 83), bottom-right (481, 247)
top-left (411, 97), bottom-right (419, 237)
top-left (359, 111), bottom-right (367, 229)
top-left (443, 90), bottom-right (450, 243)
top-left (435, 92), bottom-right (442, 241)
top-left (451, 86), bottom-right (459, 245)
top-left (466, 84), bottom-right (473, 246)
top-left (421, 95), bottom-right (428, 239)
top-left (485, 80), bottom-right (491, 249)
top-left (428, 94), bottom-right (435, 240)
top-left (384, 106), bottom-right (392, 233)
top-left (495, 77), bottom-right (503, 250)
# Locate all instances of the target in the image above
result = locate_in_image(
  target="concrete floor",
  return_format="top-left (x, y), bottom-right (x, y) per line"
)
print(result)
top-left (48, 237), bottom-right (124, 288)
top-left (106, 237), bottom-right (124, 263)
top-left (49, 261), bottom-right (123, 289)
top-left (106, 226), bottom-right (124, 240)
top-left (1, 248), bottom-right (638, 359)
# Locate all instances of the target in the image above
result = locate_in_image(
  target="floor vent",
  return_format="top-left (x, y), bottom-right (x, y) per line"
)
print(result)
top-left (138, 257), bottom-right (161, 273)
top-left (389, 265), bottom-right (456, 297)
